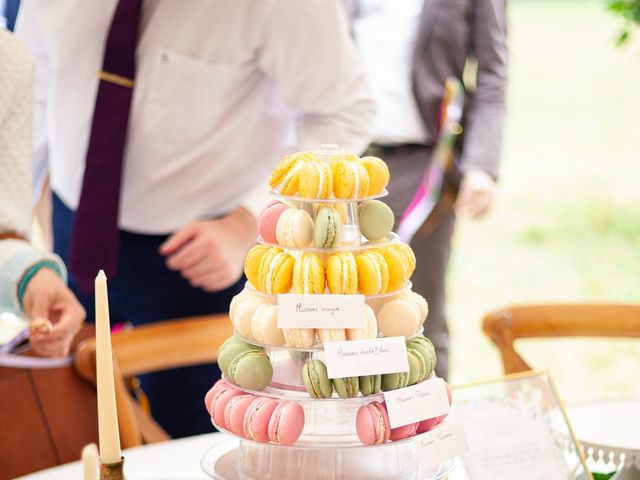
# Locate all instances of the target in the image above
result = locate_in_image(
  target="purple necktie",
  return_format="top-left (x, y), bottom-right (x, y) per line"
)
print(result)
top-left (70, 0), bottom-right (143, 293)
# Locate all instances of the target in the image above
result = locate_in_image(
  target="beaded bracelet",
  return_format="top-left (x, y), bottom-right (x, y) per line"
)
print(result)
top-left (17, 259), bottom-right (64, 309)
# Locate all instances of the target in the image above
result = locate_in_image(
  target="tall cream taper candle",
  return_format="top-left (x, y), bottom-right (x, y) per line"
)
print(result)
top-left (95, 270), bottom-right (121, 464)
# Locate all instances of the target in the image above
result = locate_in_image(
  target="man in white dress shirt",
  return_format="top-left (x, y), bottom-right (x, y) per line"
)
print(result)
top-left (17, 0), bottom-right (375, 437)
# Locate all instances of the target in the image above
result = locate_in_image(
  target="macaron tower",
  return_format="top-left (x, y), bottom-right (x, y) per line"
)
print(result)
top-left (202, 146), bottom-right (459, 480)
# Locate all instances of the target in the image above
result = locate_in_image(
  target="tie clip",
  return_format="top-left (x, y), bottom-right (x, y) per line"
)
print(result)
top-left (97, 70), bottom-right (134, 88)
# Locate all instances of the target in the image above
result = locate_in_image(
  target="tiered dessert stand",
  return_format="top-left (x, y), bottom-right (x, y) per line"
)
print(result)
top-left (201, 147), bottom-right (461, 480)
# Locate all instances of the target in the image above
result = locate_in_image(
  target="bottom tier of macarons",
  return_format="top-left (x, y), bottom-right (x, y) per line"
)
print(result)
top-left (205, 373), bottom-right (451, 447)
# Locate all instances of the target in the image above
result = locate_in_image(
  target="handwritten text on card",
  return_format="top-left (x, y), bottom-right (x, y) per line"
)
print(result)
top-left (384, 377), bottom-right (450, 428)
top-left (324, 337), bottom-right (408, 378)
top-left (417, 421), bottom-right (469, 471)
top-left (277, 294), bottom-right (365, 329)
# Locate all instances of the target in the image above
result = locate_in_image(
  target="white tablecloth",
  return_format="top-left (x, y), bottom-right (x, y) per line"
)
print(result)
top-left (17, 433), bottom-right (226, 480)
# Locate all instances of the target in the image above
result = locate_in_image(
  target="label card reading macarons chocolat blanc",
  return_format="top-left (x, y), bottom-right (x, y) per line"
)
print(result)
top-left (323, 337), bottom-right (408, 379)
top-left (384, 377), bottom-right (450, 428)
top-left (277, 294), bottom-right (365, 329)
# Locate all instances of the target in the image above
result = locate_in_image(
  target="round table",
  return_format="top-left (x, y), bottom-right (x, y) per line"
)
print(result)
top-left (16, 433), bottom-right (225, 480)
top-left (568, 400), bottom-right (640, 478)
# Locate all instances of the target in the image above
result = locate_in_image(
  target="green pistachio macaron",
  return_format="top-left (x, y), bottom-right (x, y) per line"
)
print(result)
top-left (407, 348), bottom-right (427, 386)
top-left (358, 200), bottom-right (394, 241)
top-left (406, 336), bottom-right (436, 378)
top-left (218, 340), bottom-right (257, 376)
top-left (314, 207), bottom-right (342, 248)
top-left (227, 349), bottom-right (273, 391)
top-left (381, 371), bottom-right (410, 392)
top-left (332, 376), bottom-right (360, 398)
top-left (302, 360), bottom-right (333, 398)
top-left (359, 375), bottom-right (381, 396)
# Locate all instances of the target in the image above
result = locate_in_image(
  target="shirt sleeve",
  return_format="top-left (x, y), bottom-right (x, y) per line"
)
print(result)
top-left (257, 0), bottom-right (377, 155)
top-left (0, 30), bottom-right (34, 240)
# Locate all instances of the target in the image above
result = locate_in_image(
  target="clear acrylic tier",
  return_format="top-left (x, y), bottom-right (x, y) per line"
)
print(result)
top-left (201, 436), bottom-right (458, 480)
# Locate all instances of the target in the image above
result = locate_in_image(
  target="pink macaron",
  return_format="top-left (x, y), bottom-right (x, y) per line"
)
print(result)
top-left (204, 379), bottom-right (230, 416)
top-left (355, 401), bottom-right (391, 445)
top-left (211, 388), bottom-right (244, 430)
top-left (268, 400), bottom-right (305, 446)
top-left (257, 201), bottom-right (289, 244)
top-left (243, 397), bottom-right (280, 443)
top-left (390, 421), bottom-right (419, 442)
top-left (223, 394), bottom-right (256, 437)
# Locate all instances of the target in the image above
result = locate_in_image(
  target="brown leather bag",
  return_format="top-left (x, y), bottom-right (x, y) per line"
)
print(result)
top-left (0, 326), bottom-right (98, 480)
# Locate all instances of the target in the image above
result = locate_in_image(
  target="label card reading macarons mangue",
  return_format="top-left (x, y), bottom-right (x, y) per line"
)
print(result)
top-left (384, 377), bottom-right (450, 428)
top-left (277, 294), bottom-right (365, 329)
top-left (323, 337), bottom-right (408, 379)
top-left (417, 421), bottom-right (469, 470)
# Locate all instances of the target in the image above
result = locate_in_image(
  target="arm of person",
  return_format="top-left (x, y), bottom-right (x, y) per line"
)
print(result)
top-left (456, 0), bottom-right (508, 219)
top-left (160, 0), bottom-right (376, 292)
top-left (0, 30), bottom-right (84, 357)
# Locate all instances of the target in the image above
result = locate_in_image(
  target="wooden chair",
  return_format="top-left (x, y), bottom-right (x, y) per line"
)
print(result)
top-left (74, 314), bottom-right (232, 448)
top-left (0, 326), bottom-right (99, 480)
top-left (482, 303), bottom-right (640, 374)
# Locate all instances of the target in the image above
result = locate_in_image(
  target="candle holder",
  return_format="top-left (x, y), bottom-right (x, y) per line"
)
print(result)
top-left (99, 457), bottom-right (126, 480)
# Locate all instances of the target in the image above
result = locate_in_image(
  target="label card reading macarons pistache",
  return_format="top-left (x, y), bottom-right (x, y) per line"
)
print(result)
top-left (323, 337), bottom-right (408, 378)
top-left (277, 294), bottom-right (365, 329)
top-left (384, 377), bottom-right (450, 428)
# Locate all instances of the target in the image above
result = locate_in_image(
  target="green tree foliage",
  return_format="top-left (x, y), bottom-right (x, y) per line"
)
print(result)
top-left (608, 0), bottom-right (640, 45)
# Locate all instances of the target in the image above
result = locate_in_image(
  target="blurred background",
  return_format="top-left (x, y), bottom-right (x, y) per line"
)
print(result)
top-left (2, 0), bottom-right (638, 399)
top-left (448, 0), bottom-right (640, 401)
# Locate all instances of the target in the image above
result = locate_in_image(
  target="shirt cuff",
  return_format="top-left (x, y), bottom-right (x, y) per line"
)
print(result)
top-left (0, 248), bottom-right (67, 313)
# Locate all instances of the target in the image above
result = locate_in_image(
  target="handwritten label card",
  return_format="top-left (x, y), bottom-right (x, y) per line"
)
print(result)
top-left (384, 377), bottom-right (450, 428)
top-left (417, 420), bottom-right (469, 471)
top-left (324, 337), bottom-right (408, 378)
top-left (277, 294), bottom-right (364, 329)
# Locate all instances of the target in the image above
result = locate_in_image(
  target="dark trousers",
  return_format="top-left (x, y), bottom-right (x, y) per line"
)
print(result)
top-left (368, 145), bottom-right (454, 380)
top-left (52, 193), bottom-right (243, 438)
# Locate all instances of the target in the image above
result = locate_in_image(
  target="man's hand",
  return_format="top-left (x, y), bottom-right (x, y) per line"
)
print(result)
top-left (159, 207), bottom-right (257, 291)
top-left (23, 268), bottom-right (86, 358)
top-left (455, 170), bottom-right (497, 219)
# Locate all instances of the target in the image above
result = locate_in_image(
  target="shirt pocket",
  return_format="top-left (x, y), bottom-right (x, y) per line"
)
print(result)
top-left (142, 49), bottom-right (251, 145)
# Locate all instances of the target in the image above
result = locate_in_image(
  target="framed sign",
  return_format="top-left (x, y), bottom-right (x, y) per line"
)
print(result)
top-left (449, 370), bottom-right (593, 480)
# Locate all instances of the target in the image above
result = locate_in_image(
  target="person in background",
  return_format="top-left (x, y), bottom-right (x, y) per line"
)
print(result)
top-left (0, 28), bottom-right (85, 357)
top-left (17, 0), bottom-right (375, 437)
top-left (349, 0), bottom-right (508, 378)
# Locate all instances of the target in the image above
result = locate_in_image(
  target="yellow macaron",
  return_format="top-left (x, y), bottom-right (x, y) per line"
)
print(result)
top-left (269, 151), bottom-right (314, 195)
top-left (360, 156), bottom-right (390, 196)
top-left (332, 158), bottom-right (370, 199)
top-left (293, 253), bottom-right (326, 294)
top-left (258, 248), bottom-right (294, 294)
top-left (356, 250), bottom-right (389, 295)
top-left (244, 244), bottom-right (270, 289)
top-left (299, 159), bottom-right (333, 199)
top-left (325, 251), bottom-right (358, 294)
top-left (388, 242), bottom-right (416, 277)
top-left (377, 247), bottom-right (407, 292)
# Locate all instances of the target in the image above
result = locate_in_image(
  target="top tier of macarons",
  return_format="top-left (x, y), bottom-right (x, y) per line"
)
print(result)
top-left (269, 151), bottom-right (390, 201)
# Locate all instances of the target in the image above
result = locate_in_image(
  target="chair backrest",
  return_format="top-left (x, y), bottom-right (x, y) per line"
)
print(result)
top-left (0, 326), bottom-right (98, 480)
top-left (482, 303), bottom-right (640, 374)
top-left (74, 314), bottom-right (232, 447)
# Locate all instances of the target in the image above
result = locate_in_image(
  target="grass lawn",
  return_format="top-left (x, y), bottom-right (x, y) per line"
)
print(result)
top-left (447, 0), bottom-right (640, 402)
